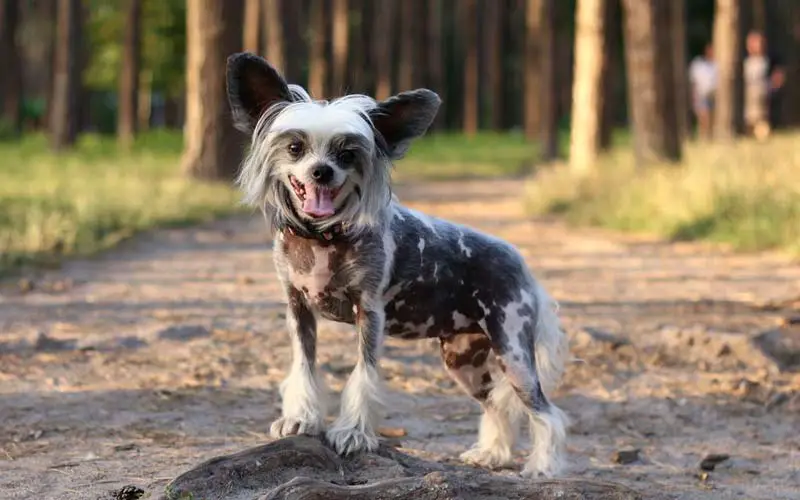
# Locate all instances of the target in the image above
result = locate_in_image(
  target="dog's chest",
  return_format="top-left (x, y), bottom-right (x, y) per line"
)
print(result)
top-left (281, 233), bottom-right (355, 320)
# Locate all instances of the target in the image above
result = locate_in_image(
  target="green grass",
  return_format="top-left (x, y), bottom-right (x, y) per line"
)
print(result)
top-left (525, 132), bottom-right (800, 256)
top-left (0, 132), bottom-right (241, 276)
top-left (1, 129), bottom-right (538, 275)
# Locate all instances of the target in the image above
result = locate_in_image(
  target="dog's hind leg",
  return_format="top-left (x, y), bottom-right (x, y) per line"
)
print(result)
top-left (440, 333), bottom-right (519, 469)
top-left (270, 287), bottom-right (328, 438)
top-left (485, 286), bottom-right (569, 478)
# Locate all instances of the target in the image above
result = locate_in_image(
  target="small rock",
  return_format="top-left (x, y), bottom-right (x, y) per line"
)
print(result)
top-left (781, 315), bottom-right (800, 326)
top-left (751, 327), bottom-right (800, 372)
top-left (34, 332), bottom-right (76, 352)
top-left (114, 443), bottom-right (139, 452)
top-left (612, 448), bottom-right (641, 465)
top-left (699, 453), bottom-right (730, 471)
top-left (157, 325), bottom-right (211, 342)
top-left (574, 327), bottom-right (631, 350)
top-left (111, 485), bottom-right (145, 500)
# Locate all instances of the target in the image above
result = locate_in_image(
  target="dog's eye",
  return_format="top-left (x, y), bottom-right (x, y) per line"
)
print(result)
top-left (288, 141), bottom-right (304, 158)
top-left (338, 150), bottom-right (356, 165)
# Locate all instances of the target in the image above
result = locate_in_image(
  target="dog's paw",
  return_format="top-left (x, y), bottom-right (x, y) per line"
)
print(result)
top-left (519, 455), bottom-right (563, 479)
top-left (460, 446), bottom-right (514, 469)
top-left (269, 416), bottom-right (324, 439)
top-left (325, 425), bottom-right (379, 456)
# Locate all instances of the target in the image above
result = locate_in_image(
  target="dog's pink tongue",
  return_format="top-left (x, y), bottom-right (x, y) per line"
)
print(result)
top-left (302, 186), bottom-right (335, 217)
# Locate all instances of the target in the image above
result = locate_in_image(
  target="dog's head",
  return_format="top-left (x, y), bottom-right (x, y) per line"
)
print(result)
top-left (226, 53), bottom-right (441, 234)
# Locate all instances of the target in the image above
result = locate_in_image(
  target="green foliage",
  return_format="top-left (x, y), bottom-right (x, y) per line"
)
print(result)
top-left (526, 133), bottom-right (800, 256)
top-left (85, 0), bottom-right (186, 96)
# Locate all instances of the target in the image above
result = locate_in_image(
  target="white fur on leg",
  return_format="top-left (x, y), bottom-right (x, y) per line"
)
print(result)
top-left (460, 376), bottom-right (522, 468)
top-left (460, 408), bottom-right (516, 468)
top-left (521, 404), bottom-right (568, 478)
top-left (270, 363), bottom-right (329, 437)
top-left (326, 362), bottom-right (385, 455)
top-left (271, 307), bottom-right (329, 438)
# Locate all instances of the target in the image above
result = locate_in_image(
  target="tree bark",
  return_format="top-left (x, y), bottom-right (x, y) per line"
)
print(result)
top-left (398, 0), bottom-right (420, 92)
top-left (621, 0), bottom-right (680, 166)
top-left (308, 0), bottom-right (327, 98)
top-left (599, 0), bottom-right (620, 149)
top-left (426, 0), bottom-right (445, 128)
top-left (117, 0), bottom-right (142, 147)
top-left (160, 436), bottom-right (643, 500)
top-left (331, 0), bottom-right (348, 94)
top-left (49, 0), bottom-right (82, 150)
top-left (181, 0), bottom-right (244, 181)
top-left (524, 0), bottom-right (543, 140)
top-left (1, 0), bottom-right (22, 134)
top-left (539, 0), bottom-right (558, 160)
top-left (462, 0), bottom-right (479, 136)
top-left (712, 0), bottom-right (740, 142)
top-left (373, 0), bottom-right (395, 100)
top-left (243, 0), bottom-right (261, 53)
top-left (349, 0), bottom-right (370, 93)
top-left (653, 1), bottom-right (681, 158)
top-left (569, 0), bottom-right (606, 174)
top-left (670, 0), bottom-right (689, 142)
top-left (482, 0), bottom-right (504, 129)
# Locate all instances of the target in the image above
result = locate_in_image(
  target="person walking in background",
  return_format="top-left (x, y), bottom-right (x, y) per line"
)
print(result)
top-left (688, 43), bottom-right (717, 140)
top-left (743, 30), bottom-right (785, 141)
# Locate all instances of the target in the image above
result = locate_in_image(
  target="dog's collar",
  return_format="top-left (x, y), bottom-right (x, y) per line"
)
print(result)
top-left (279, 221), bottom-right (347, 242)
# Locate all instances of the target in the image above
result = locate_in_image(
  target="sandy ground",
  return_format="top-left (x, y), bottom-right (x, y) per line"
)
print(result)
top-left (1, 178), bottom-right (799, 500)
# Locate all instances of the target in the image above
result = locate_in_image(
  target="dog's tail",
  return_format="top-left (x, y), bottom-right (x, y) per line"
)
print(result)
top-left (531, 281), bottom-right (569, 395)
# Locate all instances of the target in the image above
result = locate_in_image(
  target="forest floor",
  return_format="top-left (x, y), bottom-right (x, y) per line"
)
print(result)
top-left (1, 178), bottom-right (799, 500)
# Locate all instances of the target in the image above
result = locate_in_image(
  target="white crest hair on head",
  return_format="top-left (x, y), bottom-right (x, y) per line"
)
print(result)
top-left (235, 86), bottom-right (393, 236)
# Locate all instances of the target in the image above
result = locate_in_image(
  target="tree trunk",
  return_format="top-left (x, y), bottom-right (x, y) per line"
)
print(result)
top-left (539, 0), bottom-right (558, 160)
top-left (653, 1), bottom-right (681, 158)
top-left (349, 0), bottom-right (370, 93)
top-left (243, 0), bottom-right (261, 53)
top-left (462, 0), bottom-right (479, 136)
top-left (599, 0), bottom-right (620, 149)
top-left (117, 0), bottom-right (142, 147)
top-left (426, 0), bottom-right (445, 128)
top-left (181, 0), bottom-right (244, 181)
top-left (621, 0), bottom-right (680, 166)
top-left (784, 0), bottom-right (800, 126)
top-left (670, 0), bottom-right (689, 142)
top-left (569, 0), bottom-right (605, 174)
top-left (1, 0), bottom-right (22, 134)
top-left (373, 0), bottom-right (395, 100)
top-left (482, 0), bottom-right (504, 129)
top-left (331, 0), bottom-right (348, 94)
top-left (524, 0), bottom-right (543, 140)
top-left (49, 0), bottom-right (82, 150)
top-left (308, 0), bottom-right (327, 98)
top-left (265, 0), bottom-right (288, 77)
top-left (398, 0), bottom-right (420, 92)
top-left (712, 0), bottom-right (740, 142)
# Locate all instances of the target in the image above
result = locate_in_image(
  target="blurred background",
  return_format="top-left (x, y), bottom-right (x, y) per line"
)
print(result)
top-left (1, 0), bottom-right (799, 275)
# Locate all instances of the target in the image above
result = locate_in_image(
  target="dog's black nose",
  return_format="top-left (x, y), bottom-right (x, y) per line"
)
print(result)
top-left (311, 164), bottom-right (334, 184)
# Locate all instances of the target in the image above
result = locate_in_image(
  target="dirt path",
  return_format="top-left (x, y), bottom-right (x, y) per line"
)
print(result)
top-left (2, 179), bottom-right (799, 500)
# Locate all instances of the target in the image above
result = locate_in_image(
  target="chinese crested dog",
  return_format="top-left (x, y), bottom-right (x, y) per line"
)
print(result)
top-left (226, 53), bottom-right (569, 477)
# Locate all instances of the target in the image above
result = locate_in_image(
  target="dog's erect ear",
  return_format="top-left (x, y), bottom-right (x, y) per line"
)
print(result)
top-left (369, 89), bottom-right (441, 159)
top-left (226, 53), bottom-right (292, 133)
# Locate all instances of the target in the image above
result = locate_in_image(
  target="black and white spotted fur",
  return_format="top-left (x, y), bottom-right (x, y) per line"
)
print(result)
top-left (226, 53), bottom-right (569, 477)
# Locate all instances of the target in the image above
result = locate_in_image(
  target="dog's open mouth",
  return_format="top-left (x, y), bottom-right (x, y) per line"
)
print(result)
top-left (289, 175), bottom-right (342, 218)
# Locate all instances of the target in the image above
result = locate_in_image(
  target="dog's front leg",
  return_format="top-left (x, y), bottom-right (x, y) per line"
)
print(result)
top-left (270, 287), bottom-right (328, 438)
top-left (326, 299), bottom-right (385, 455)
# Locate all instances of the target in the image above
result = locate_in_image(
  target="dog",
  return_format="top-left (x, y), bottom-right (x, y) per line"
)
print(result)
top-left (226, 53), bottom-right (569, 477)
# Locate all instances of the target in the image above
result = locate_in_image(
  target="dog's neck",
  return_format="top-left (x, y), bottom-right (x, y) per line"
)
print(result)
top-left (277, 218), bottom-right (348, 243)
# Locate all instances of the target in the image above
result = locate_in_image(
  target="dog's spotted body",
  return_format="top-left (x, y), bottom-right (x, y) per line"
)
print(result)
top-left (226, 53), bottom-right (569, 477)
